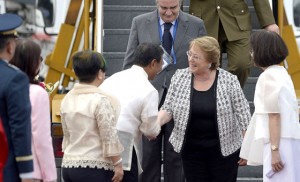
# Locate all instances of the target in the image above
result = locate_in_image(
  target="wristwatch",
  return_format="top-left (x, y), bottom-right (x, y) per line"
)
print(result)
top-left (271, 145), bottom-right (279, 151)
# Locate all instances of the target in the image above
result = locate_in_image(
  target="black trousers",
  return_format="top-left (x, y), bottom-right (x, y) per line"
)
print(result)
top-left (181, 145), bottom-right (240, 182)
top-left (140, 88), bottom-right (184, 182)
top-left (123, 148), bottom-right (138, 182)
top-left (140, 88), bottom-right (185, 182)
top-left (140, 121), bottom-right (185, 182)
top-left (62, 166), bottom-right (114, 182)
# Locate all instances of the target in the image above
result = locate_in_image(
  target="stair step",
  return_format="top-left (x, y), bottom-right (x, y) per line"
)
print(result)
top-left (243, 77), bottom-right (258, 103)
top-left (104, 6), bottom-right (156, 29)
top-left (250, 66), bottom-right (263, 77)
top-left (238, 165), bottom-right (263, 178)
top-left (103, 52), bottom-right (125, 76)
top-left (103, 29), bottom-right (130, 52)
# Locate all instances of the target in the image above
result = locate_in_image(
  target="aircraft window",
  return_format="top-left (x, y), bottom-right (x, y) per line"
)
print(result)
top-left (37, 0), bottom-right (54, 27)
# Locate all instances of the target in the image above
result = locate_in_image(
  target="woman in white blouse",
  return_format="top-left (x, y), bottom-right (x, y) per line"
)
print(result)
top-left (240, 30), bottom-right (300, 182)
top-left (60, 50), bottom-right (124, 182)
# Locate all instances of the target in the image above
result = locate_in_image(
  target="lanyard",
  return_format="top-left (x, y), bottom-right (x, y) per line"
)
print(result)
top-left (158, 19), bottom-right (178, 64)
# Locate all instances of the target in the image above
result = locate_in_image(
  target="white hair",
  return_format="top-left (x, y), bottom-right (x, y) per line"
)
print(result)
top-left (155, 0), bottom-right (183, 6)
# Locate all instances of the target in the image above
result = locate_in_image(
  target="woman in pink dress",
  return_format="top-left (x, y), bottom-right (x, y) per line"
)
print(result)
top-left (10, 39), bottom-right (57, 182)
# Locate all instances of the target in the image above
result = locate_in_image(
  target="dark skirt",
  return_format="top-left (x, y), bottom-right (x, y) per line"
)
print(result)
top-left (181, 145), bottom-right (240, 182)
top-left (62, 166), bottom-right (114, 182)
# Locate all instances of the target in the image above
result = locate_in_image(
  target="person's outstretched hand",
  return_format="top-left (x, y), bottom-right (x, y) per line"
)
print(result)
top-left (238, 158), bottom-right (247, 166)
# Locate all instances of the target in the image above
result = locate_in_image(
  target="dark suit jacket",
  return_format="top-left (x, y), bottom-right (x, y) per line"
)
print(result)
top-left (123, 10), bottom-right (207, 102)
top-left (0, 60), bottom-right (33, 182)
top-left (189, 0), bottom-right (276, 41)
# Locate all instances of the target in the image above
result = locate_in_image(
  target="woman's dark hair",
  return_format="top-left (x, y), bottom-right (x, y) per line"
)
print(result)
top-left (133, 43), bottom-right (163, 67)
top-left (72, 50), bottom-right (106, 83)
top-left (10, 39), bottom-right (41, 84)
top-left (250, 30), bottom-right (288, 67)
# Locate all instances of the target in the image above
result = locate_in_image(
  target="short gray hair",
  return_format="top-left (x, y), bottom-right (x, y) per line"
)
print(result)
top-left (189, 36), bottom-right (221, 70)
top-left (156, 0), bottom-right (183, 6)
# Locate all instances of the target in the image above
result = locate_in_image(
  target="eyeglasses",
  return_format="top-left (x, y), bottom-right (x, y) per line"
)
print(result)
top-left (186, 51), bottom-right (201, 61)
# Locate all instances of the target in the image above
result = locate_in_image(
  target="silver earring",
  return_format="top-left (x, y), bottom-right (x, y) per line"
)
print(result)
top-left (208, 63), bottom-right (212, 69)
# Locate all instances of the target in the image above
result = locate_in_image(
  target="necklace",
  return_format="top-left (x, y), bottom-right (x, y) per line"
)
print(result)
top-left (194, 70), bottom-right (213, 82)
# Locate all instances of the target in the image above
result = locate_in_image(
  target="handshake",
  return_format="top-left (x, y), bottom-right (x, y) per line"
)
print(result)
top-left (147, 110), bottom-right (172, 141)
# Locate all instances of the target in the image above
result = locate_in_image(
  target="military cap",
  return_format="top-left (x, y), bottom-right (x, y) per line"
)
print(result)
top-left (0, 13), bottom-right (22, 38)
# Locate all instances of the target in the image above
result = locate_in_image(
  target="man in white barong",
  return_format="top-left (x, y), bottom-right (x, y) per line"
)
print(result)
top-left (100, 43), bottom-right (164, 182)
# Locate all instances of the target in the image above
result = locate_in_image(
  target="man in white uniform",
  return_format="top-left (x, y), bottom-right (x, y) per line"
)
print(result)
top-left (100, 43), bottom-right (163, 182)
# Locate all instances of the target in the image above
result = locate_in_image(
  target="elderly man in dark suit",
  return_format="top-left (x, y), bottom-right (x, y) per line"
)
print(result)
top-left (0, 14), bottom-right (33, 182)
top-left (123, 0), bottom-right (206, 181)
